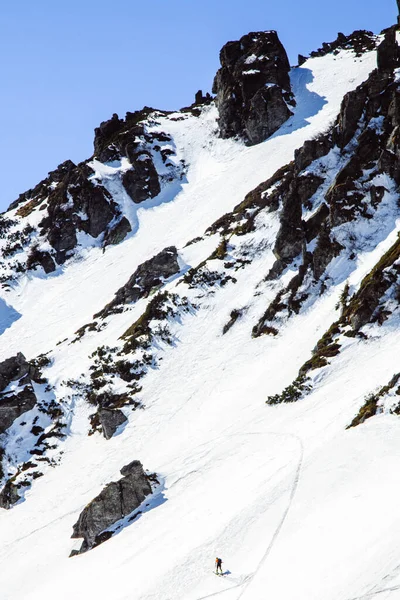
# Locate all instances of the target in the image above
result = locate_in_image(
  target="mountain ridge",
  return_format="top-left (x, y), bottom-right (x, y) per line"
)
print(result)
top-left (0, 18), bottom-right (400, 600)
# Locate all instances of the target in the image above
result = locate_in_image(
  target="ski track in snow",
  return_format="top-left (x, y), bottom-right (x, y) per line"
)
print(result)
top-left (196, 433), bottom-right (304, 600)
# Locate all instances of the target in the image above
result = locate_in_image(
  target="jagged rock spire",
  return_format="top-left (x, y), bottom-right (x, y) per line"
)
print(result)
top-left (212, 31), bottom-right (295, 145)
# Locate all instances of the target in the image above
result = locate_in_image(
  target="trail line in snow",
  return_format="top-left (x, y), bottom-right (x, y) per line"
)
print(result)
top-left (0, 508), bottom-right (79, 552)
top-left (347, 585), bottom-right (400, 600)
top-left (196, 432), bottom-right (304, 600)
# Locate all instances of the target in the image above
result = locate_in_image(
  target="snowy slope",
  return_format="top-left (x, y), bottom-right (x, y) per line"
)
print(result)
top-left (2, 36), bottom-right (400, 600)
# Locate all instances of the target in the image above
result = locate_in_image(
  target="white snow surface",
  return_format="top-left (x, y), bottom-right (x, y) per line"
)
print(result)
top-left (2, 45), bottom-right (400, 600)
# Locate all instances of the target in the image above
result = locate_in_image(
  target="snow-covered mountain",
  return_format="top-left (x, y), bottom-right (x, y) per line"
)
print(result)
top-left (1, 19), bottom-right (400, 600)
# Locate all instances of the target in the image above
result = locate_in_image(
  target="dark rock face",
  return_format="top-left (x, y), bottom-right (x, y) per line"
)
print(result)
top-left (0, 353), bottom-right (38, 435)
top-left (26, 247), bottom-right (56, 274)
top-left (309, 30), bottom-right (377, 59)
top-left (273, 181), bottom-right (306, 262)
top-left (38, 167), bottom-right (116, 264)
top-left (92, 109), bottom-right (172, 204)
top-left (94, 246), bottom-right (180, 319)
top-left (4, 107), bottom-right (183, 281)
top-left (71, 460), bottom-right (153, 554)
top-left (304, 203), bottom-right (330, 243)
top-left (103, 217), bottom-right (132, 247)
top-left (122, 155), bottom-right (161, 204)
top-left (194, 90), bottom-right (212, 105)
top-left (333, 86), bottom-right (368, 149)
top-left (212, 31), bottom-right (294, 145)
top-left (377, 27), bottom-right (400, 72)
top-left (98, 408), bottom-right (127, 440)
top-left (0, 387), bottom-right (37, 435)
top-left (0, 480), bottom-right (21, 509)
top-left (342, 237), bottom-right (400, 331)
top-left (93, 113), bottom-right (124, 159)
top-left (312, 224), bottom-right (343, 280)
top-left (0, 353), bottom-right (31, 391)
top-left (294, 137), bottom-right (331, 172)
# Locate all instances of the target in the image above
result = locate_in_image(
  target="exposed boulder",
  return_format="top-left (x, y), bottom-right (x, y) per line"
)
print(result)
top-left (0, 480), bottom-right (21, 510)
top-left (121, 154), bottom-right (161, 204)
top-left (98, 408), bottom-right (127, 440)
top-left (0, 353), bottom-right (32, 391)
top-left (71, 460), bottom-right (153, 554)
top-left (26, 247), bottom-right (56, 274)
top-left (0, 353), bottom-right (39, 434)
top-left (103, 217), bottom-right (132, 247)
top-left (94, 246), bottom-right (180, 319)
top-left (212, 31), bottom-right (294, 145)
top-left (0, 387), bottom-right (37, 435)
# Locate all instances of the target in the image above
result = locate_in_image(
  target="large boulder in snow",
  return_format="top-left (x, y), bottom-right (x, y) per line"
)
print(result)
top-left (71, 460), bottom-right (153, 554)
top-left (98, 408), bottom-right (127, 440)
top-left (212, 31), bottom-right (294, 145)
top-left (94, 246), bottom-right (180, 319)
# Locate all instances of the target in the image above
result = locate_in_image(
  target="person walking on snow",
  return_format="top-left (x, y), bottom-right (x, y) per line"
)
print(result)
top-left (215, 557), bottom-right (223, 575)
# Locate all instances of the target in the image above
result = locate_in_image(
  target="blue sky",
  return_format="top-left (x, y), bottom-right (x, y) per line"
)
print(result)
top-left (0, 0), bottom-right (396, 210)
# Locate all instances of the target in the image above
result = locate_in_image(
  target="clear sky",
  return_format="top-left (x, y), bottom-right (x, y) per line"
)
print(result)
top-left (0, 0), bottom-right (396, 211)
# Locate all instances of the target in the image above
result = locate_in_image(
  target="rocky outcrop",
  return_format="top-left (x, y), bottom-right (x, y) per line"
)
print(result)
top-left (0, 480), bottom-right (21, 509)
top-left (97, 408), bottom-right (127, 440)
top-left (273, 182), bottom-right (304, 262)
top-left (294, 137), bottom-right (332, 172)
top-left (37, 164), bottom-right (117, 264)
top-left (71, 460), bottom-right (154, 554)
top-left (103, 217), bottom-right (132, 247)
top-left (341, 236), bottom-right (400, 331)
top-left (377, 27), bottom-right (400, 72)
top-left (273, 174), bottom-right (324, 263)
top-left (309, 30), bottom-right (377, 59)
top-left (212, 31), bottom-right (294, 145)
top-left (26, 247), bottom-right (56, 274)
top-left (0, 353), bottom-right (39, 435)
top-left (122, 155), bottom-right (161, 204)
top-left (94, 246), bottom-right (180, 319)
top-left (3, 107), bottom-right (183, 281)
top-left (0, 353), bottom-right (42, 510)
top-left (194, 90), bottom-right (212, 105)
top-left (312, 223), bottom-right (343, 280)
top-left (92, 109), bottom-right (181, 204)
